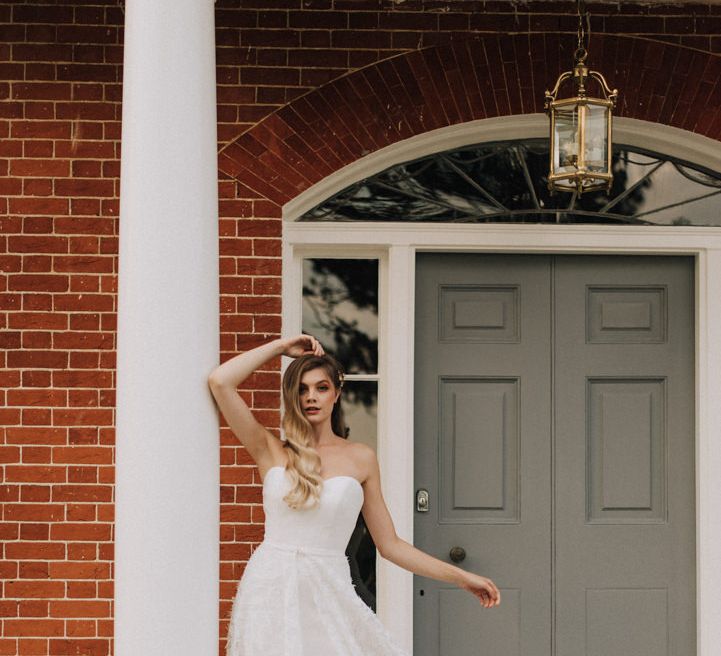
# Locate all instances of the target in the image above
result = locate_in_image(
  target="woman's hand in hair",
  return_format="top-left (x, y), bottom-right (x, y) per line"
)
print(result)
top-left (281, 334), bottom-right (325, 358)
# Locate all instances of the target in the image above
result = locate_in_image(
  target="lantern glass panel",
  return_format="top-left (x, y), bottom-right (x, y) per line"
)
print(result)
top-left (553, 106), bottom-right (580, 174)
top-left (584, 104), bottom-right (609, 173)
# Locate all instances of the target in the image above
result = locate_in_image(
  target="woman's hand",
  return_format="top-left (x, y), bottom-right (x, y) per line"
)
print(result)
top-left (280, 334), bottom-right (325, 358)
top-left (458, 571), bottom-right (501, 609)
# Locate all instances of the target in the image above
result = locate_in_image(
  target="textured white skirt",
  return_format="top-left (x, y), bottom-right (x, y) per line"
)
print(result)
top-left (225, 539), bottom-right (410, 656)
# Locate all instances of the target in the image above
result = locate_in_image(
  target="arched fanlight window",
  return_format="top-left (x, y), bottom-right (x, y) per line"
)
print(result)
top-left (298, 140), bottom-right (721, 226)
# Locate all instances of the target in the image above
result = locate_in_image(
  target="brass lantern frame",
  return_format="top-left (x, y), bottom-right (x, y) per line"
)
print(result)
top-left (544, 3), bottom-right (618, 195)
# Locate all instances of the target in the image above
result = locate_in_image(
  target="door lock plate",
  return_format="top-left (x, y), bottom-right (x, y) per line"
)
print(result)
top-left (416, 488), bottom-right (429, 512)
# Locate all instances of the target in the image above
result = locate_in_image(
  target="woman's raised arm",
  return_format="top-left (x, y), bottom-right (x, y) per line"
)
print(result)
top-left (207, 335), bottom-right (323, 467)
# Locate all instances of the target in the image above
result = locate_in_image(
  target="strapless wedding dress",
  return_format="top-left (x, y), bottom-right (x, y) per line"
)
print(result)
top-left (225, 465), bottom-right (410, 655)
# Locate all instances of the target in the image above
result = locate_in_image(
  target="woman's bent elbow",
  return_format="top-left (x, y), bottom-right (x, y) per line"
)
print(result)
top-left (378, 536), bottom-right (400, 561)
top-left (207, 373), bottom-right (225, 390)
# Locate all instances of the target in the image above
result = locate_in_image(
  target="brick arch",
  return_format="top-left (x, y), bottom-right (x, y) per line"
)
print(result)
top-left (218, 34), bottom-right (721, 207)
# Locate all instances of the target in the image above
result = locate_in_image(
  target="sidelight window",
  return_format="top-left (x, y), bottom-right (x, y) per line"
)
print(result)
top-left (301, 257), bottom-right (380, 610)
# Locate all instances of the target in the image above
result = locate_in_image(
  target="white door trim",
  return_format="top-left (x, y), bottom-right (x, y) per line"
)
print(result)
top-left (281, 118), bottom-right (721, 655)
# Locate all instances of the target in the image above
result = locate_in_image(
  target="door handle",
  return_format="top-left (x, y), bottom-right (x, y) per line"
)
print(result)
top-left (449, 546), bottom-right (466, 562)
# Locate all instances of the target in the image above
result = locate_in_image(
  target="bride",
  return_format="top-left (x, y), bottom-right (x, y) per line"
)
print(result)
top-left (208, 333), bottom-right (500, 655)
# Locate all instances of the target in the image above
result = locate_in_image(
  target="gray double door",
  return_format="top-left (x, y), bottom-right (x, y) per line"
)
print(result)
top-left (414, 254), bottom-right (695, 656)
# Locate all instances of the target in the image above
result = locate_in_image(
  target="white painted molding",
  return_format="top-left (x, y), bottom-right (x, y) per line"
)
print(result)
top-left (615, 118), bottom-right (721, 172)
top-left (697, 249), bottom-right (721, 655)
top-left (285, 221), bottom-right (721, 251)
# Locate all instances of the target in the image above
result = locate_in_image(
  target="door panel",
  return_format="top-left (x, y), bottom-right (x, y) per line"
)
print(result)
top-left (413, 253), bottom-right (695, 655)
top-left (414, 254), bottom-right (552, 656)
top-left (554, 256), bottom-right (696, 656)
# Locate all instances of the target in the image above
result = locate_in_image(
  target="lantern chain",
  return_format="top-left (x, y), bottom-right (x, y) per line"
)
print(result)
top-left (575, 0), bottom-right (591, 64)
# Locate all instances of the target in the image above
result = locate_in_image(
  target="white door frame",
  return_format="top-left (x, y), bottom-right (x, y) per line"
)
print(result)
top-left (281, 117), bottom-right (721, 656)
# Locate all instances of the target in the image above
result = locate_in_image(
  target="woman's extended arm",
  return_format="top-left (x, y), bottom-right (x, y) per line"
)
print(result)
top-left (207, 334), bottom-right (323, 467)
top-left (357, 444), bottom-right (500, 609)
top-left (381, 538), bottom-right (500, 608)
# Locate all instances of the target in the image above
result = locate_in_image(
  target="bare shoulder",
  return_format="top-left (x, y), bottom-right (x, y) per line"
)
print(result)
top-left (350, 441), bottom-right (379, 483)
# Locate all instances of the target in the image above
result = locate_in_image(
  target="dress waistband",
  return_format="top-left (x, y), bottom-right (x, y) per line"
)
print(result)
top-left (261, 538), bottom-right (347, 557)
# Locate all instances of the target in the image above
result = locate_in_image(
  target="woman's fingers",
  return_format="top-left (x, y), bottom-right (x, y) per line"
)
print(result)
top-left (485, 587), bottom-right (497, 608)
top-left (486, 578), bottom-right (500, 604)
top-left (289, 333), bottom-right (325, 356)
top-left (303, 334), bottom-right (324, 356)
top-left (488, 580), bottom-right (500, 604)
top-left (459, 573), bottom-right (500, 609)
top-left (281, 334), bottom-right (326, 359)
top-left (311, 335), bottom-right (324, 355)
top-left (478, 580), bottom-right (500, 608)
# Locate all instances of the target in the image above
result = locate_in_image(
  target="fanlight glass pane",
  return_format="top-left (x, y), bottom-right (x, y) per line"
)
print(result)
top-left (584, 104), bottom-right (608, 173)
top-left (298, 139), bottom-right (721, 226)
top-left (615, 160), bottom-right (721, 223)
top-left (302, 258), bottom-right (379, 374)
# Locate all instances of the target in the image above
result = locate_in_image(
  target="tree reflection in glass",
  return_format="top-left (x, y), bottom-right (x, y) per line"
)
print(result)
top-left (302, 259), bottom-right (378, 376)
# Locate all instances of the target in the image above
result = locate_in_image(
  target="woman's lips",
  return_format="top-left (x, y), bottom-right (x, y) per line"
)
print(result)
top-left (305, 408), bottom-right (319, 414)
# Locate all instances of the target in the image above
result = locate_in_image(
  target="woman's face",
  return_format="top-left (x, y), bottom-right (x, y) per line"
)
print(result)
top-left (298, 367), bottom-right (339, 425)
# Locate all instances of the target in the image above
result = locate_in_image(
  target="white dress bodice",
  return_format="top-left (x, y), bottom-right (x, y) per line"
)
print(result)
top-left (262, 466), bottom-right (364, 554)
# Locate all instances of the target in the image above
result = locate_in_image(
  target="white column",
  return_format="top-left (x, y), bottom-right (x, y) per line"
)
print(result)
top-left (115, 2), bottom-right (219, 654)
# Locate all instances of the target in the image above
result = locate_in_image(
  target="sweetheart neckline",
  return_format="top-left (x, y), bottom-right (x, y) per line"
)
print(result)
top-left (264, 465), bottom-right (363, 489)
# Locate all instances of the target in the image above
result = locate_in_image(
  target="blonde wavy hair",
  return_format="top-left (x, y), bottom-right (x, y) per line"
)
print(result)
top-left (279, 354), bottom-right (347, 510)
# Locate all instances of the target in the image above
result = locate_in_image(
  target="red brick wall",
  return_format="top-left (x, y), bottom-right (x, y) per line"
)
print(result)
top-left (1, 2), bottom-right (719, 654)
top-left (214, 1), bottom-right (721, 144)
top-left (0, 3), bottom-right (122, 655)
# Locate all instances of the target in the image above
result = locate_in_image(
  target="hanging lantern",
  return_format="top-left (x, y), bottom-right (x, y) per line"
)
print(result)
top-left (545, 1), bottom-right (618, 194)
